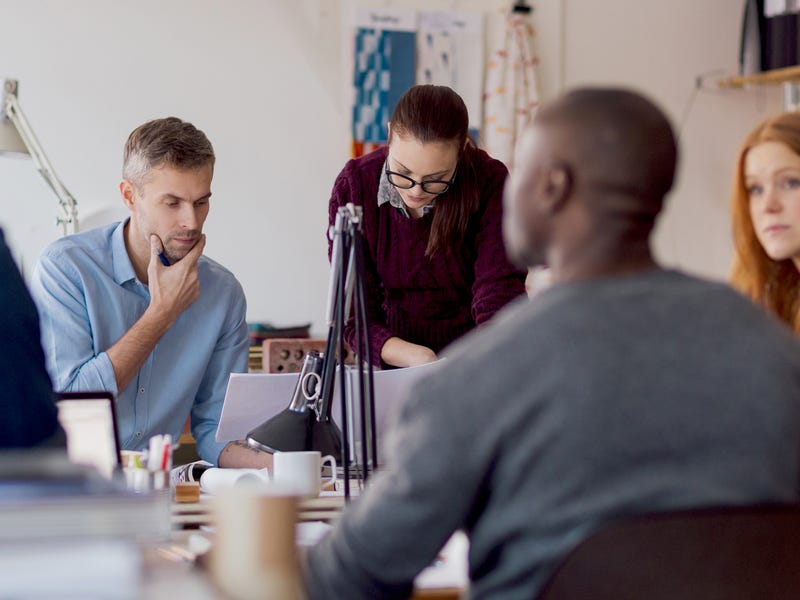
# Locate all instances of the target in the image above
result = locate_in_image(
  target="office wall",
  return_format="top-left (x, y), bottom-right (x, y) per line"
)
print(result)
top-left (0, 0), bottom-right (348, 334)
top-left (0, 1), bottom-right (783, 334)
top-left (561, 1), bottom-right (782, 279)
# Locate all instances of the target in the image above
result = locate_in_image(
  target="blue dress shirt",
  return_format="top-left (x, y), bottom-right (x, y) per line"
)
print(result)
top-left (30, 220), bottom-right (249, 464)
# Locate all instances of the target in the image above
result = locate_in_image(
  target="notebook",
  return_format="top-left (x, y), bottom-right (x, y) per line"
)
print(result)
top-left (56, 391), bottom-right (121, 479)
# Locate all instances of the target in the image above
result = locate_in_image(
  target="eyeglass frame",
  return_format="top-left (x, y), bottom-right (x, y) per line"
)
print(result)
top-left (384, 168), bottom-right (458, 195)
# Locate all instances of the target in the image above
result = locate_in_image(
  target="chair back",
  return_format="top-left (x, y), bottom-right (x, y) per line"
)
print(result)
top-left (537, 504), bottom-right (800, 600)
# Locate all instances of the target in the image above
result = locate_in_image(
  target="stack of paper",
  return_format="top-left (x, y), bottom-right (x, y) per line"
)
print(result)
top-left (0, 450), bottom-right (171, 598)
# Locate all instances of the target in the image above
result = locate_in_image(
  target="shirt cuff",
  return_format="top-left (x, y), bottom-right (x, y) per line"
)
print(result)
top-left (91, 352), bottom-right (119, 397)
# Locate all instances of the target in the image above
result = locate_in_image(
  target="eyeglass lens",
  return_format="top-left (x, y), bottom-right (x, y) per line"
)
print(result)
top-left (386, 172), bottom-right (451, 194)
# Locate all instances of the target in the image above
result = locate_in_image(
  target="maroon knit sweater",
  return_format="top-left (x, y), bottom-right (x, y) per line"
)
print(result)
top-left (328, 146), bottom-right (526, 367)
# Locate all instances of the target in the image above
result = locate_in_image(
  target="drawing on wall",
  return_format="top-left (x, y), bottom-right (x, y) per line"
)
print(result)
top-left (351, 8), bottom-right (416, 156)
top-left (349, 5), bottom-right (540, 165)
top-left (416, 11), bottom-right (485, 140)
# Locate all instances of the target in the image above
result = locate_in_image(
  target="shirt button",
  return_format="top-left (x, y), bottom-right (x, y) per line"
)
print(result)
top-left (135, 431), bottom-right (142, 437)
top-left (139, 387), bottom-right (145, 393)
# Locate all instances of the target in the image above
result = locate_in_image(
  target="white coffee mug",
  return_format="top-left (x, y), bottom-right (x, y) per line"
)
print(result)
top-left (272, 451), bottom-right (337, 498)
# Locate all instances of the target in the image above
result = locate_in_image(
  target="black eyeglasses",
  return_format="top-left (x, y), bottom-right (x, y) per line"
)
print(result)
top-left (385, 169), bottom-right (456, 195)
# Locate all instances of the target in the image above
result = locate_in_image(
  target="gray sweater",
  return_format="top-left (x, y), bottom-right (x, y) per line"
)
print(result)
top-left (305, 269), bottom-right (800, 599)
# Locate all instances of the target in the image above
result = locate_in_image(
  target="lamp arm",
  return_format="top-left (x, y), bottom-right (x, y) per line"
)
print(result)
top-left (4, 92), bottom-right (78, 235)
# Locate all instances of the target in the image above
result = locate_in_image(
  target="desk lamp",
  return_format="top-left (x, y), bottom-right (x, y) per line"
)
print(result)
top-left (247, 204), bottom-right (378, 498)
top-left (1, 78), bottom-right (78, 235)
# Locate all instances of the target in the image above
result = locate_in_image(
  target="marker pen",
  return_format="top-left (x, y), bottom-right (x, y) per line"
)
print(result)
top-left (158, 251), bottom-right (170, 267)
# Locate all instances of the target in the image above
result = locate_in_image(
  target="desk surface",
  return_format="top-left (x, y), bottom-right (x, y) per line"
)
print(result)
top-left (145, 494), bottom-right (467, 600)
top-left (143, 558), bottom-right (463, 600)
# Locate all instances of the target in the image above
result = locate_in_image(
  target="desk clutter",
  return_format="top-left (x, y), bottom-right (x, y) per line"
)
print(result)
top-left (175, 481), bottom-right (201, 503)
top-left (0, 450), bottom-right (171, 599)
top-left (0, 446), bottom-right (465, 598)
top-left (0, 451), bottom-right (466, 599)
top-left (166, 490), bottom-right (466, 600)
top-left (171, 496), bottom-right (345, 529)
top-left (0, 451), bottom-right (171, 542)
top-left (170, 459), bottom-right (355, 528)
top-left (121, 434), bottom-right (172, 494)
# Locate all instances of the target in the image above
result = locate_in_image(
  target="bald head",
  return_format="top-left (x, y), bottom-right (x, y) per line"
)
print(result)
top-left (504, 88), bottom-right (678, 277)
top-left (538, 88), bottom-right (676, 206)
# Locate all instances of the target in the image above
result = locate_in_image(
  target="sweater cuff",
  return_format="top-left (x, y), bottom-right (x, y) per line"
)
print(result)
top-left (345, 322), bottom-right (396, 369)
top-left (369, 327), bottom-right (396, 368)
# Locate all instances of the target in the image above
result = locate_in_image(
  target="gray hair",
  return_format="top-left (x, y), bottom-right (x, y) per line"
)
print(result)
top-left (122, 117), bottom-right (215, 187)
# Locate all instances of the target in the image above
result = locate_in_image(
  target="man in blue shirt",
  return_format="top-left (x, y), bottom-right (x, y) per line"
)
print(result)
top-left (0, 228), bottom-right (62, 448)
top-left (30, 117), bottom-right (270, 468)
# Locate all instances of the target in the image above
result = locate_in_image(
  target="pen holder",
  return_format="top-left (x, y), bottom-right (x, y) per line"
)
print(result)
top-left (123, 467), bottom-right (169, 494)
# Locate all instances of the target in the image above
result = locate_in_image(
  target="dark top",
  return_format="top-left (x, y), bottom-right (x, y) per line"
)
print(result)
top-left (328, 146), bottom-right (527, 366)
top-left (0, 228), bottom-right (61, 447)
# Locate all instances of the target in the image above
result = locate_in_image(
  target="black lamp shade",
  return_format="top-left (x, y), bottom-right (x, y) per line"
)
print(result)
top-left (246, 409), bottom-right (310, 454)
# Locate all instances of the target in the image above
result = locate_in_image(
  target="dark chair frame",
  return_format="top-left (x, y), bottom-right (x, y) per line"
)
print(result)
top-left (537, 504), bottom-right (800, 600)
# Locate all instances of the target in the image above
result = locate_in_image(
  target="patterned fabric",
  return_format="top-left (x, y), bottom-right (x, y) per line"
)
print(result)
top-left (483, 9), bottom-right (540, 170)
top-left (352, 28), bottom-right (416, 147)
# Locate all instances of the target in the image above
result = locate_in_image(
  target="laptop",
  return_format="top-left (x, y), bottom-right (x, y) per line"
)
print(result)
top-left (55, 391), bottom-right (121, 480)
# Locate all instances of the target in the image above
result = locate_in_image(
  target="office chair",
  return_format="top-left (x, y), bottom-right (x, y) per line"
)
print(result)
top-left (537, 504), bottom-right (800, 600)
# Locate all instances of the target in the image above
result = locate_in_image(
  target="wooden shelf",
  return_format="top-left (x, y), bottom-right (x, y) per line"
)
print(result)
top-left (718, 65), bottom-right (800, 88)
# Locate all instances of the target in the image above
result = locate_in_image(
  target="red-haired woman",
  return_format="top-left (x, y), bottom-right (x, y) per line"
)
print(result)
top-left (328, 85), bottom-right (527, 368)
top-left (731, 111), bottom-right (800, 332)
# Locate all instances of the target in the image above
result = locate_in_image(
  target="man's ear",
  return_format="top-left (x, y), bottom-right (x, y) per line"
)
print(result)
top-left (541, 163), bottom-right (572, 214)
top-left (120, 179), bottom-right (136, 210)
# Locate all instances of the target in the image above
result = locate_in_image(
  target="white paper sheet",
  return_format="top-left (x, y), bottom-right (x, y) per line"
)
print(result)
top-left (215, 360), bottom-right (445, 447)
top-left (215, 372), bottom-right (299, 442)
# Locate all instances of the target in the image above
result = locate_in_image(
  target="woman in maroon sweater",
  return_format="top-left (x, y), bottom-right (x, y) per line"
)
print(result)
top-left (328, 85), bottom-right (527, 368)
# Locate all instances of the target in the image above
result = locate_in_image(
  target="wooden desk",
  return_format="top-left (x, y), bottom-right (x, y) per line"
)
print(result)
top-left (154, 495), bottom-right (466, 599)
top-left (171, 495), bottom-right (344, 527)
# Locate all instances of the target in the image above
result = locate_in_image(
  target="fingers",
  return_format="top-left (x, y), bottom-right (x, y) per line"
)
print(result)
top-left (149, 234), bottom-right (165, 269)
top-left (150, 234), bottom-right (164, 254)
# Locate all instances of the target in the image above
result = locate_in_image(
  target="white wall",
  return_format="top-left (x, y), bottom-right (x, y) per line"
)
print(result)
top-left (561, 0), bottom-right (782, 279)
top-left (0, 0), bottom-right (347, 334)
top-left (0, 0), bottom-right (785, 334)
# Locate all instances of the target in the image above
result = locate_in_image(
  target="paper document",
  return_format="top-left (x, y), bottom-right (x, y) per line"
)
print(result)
top-left (216, 372), bottom-right (298, 442)
top-left (216, 360), bottom-right (445, 447)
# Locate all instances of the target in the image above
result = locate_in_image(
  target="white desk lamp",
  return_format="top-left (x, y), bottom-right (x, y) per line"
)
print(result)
top-left (0, 78), bottom-right (78, 235)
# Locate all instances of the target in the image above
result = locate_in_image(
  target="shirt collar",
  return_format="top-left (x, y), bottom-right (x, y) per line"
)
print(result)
top-left (111, 218), bottom-right (138, 286)
top-left (378, 159), bottom-right (436, 218)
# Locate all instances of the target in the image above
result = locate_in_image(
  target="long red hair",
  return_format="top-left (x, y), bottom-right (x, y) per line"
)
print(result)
top-left (731, 112), bottom-right (800, 332)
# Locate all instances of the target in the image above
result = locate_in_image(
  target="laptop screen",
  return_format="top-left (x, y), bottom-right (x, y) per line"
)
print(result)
top-left (56, 392), bottom-right (121, 479)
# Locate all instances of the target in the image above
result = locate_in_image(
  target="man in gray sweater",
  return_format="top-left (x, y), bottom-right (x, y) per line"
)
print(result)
top-left (303, 88), bottom-right (800, 599)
